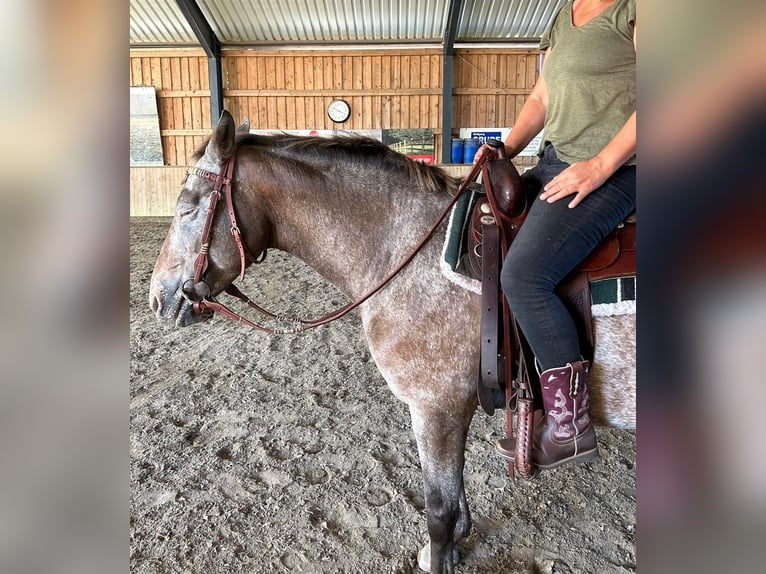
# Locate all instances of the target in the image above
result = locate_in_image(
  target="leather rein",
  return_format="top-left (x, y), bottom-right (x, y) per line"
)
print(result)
top-left (184, 148), bottom-right (492, 334)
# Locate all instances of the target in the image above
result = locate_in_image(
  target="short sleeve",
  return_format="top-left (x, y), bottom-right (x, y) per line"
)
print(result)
top-left (540, 22), bottom-right (553, 50)
top-left (617, 0), bottom-right (636, 40)
top-left (539, 2), bottom-right (569, 50)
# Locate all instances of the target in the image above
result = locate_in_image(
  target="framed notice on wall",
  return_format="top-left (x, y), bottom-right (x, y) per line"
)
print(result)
top-left (459, 127), bottom-right (543, 156)
top-left (130, 86), bottom-right (163, 166)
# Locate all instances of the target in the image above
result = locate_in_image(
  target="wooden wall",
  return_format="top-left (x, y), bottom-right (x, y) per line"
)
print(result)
top-left (130, 46), bottom-right (541, 214)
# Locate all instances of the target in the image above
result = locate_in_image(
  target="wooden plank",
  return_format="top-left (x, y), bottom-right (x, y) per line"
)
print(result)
top-left (381, 94), bottom-right (391, 128)
top-left (352, 56), bottom-right (362, 90)
top-left (293, 57), bottom-right (304, 90)
top-left (182, 97), bottom-right (193, 130)
top-left (294, 96), bottom-right (305, 128)
top-left (155, 90), bottom-right (213, 97)
top-left (333, 56), bottom-right (343, 90)
top-left (150, 57), bottom-right (163, 87)
top-left (400, 96), bottom-right (409, 130)
top-left (256, 57), bottom-right (267, 89)
top-left (130, 58), bottom-right (143, 85)
top-left (179, 57), bottom-right (190, 91)
top-left (130, 166), bottom-right (188, 216)
top-left (222, 45), bottom-right (444, 57)
top-left (130, 48), bottom-right (206, 59)
top-left (238, 56), bottom-right (249, 91)
top-left (198, 58), bottom-right (209, 90)
top-left (391, 95), bottom-right (401, 128)
top-left (371, 55), bottom-right (381, 89)
top-left (303, 57), bottom-right (314, 90)
top-left (381, 55), bottom-right (391, 89)
top-left (303, 97), bottom-right (315, 129)
top-left (285, 96), bottom-right (296, 129)
top-left (222, 48), bottom-right (443, 58)
top-left (175, 135), bottom-right (187, 165)
top-left (526, 54), bottom-right (538, 88)
top-left (200, 97), bottom-right (211, 130)
top-left (400, 54), bottom-right (410, 89)
top-left (322, 56), bottom-right (333, 90)
top-left (191, 97), bottom-right (202, 130)
top-left (222, 88), bottom-right (442, 97)
top-left (172, 89), bottom-right (183, 133)
top-left (162, 135), bottom-right (175, 167)
top-left (246, 56), bottom-right (258, 91)
top-left (257, 95), bottom-right (268, 128)
top-left (315, 97), bottom-right (325, 129)
top-left (275, 56), bottom-right (286, 89)
top-left (266, 96), bottom-right (277, 128)
top-left (515, 55), bottom-right (526, 89)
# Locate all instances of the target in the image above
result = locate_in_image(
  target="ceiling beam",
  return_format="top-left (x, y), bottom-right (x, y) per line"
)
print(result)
top-left (175, 0), bottom-right (223, 125)
top-left (441, 0), bottom-right (463, 163)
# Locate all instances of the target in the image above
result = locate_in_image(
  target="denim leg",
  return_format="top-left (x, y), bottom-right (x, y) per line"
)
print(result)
top-left (500, 149), bottom-right (636, 371)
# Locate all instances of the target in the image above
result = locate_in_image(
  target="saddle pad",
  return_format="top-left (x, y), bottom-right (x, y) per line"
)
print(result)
top-left (440, 197), bottom-right (636, 316)
top-left (440, 187), bottom-right (483, 294)
top-left (590, 277), bottom-right (636, 316)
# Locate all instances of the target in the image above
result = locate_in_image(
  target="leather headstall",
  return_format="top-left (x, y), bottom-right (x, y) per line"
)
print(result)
top-left (184, 147), bottom-right (490, 335)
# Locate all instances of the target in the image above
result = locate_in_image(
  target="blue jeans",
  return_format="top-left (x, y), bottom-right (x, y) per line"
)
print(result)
top-left (500, 145), bottom-right (636, 371)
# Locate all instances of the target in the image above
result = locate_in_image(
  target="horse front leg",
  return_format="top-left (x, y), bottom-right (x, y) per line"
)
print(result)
top-left (410, 405), bottom-right (473, 574)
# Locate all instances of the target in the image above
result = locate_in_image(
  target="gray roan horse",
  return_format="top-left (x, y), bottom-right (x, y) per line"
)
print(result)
top-left (149, 111), bottom-right (635, 573)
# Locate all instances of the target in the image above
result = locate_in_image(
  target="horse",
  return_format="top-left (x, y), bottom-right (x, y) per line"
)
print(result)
top-left (149, 110), bottom-right (635, 573)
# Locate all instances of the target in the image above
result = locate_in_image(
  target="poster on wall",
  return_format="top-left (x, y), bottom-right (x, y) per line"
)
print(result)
top-left (382, 129), bottom-right (435, 164)
top-left (130, 86), bottom-right (164, 165)
top-left (459, 127), bottom-right (543, 156)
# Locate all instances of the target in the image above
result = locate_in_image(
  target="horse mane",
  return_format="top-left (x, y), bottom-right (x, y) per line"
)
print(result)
top-left (192, 132), bottom-right (459, 196)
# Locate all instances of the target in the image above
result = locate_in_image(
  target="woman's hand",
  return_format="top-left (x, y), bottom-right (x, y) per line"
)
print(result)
top-left (472, 143), bottom-right (496, 164)
top-left (539, 156), bottom-right (611, 208)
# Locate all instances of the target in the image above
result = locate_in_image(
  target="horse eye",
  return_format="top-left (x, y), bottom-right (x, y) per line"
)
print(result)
top-left (178, 206), bottom-right (198, 221)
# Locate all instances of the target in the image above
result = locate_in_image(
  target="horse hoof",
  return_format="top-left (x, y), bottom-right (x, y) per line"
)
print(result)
top-left (417, 544), bottom-right (430, 572)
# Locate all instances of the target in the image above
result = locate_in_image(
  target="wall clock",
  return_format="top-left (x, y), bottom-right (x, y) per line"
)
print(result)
top-left (327, 99), bottom-right (351, 123)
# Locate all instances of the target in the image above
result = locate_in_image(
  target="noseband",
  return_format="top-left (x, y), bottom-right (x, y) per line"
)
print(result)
top-left (183, 148), bottom-right (492, 334)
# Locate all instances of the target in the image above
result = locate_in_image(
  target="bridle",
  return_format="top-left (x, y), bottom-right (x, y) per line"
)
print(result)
top-left (182, 147), bottom-right (493, 334)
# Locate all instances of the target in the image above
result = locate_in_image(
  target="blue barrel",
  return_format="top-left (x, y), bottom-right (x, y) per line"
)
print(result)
top-left (450, 138), bottom-right (464, 164)
top-left (463, 138), bottom-right (481, 164)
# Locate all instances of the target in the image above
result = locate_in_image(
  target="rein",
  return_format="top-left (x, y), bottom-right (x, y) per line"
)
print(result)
top-left (186, 148), bottom-right (491, 334)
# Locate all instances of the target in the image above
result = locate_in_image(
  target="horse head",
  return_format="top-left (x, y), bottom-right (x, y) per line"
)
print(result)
top-left (149, 111), bottom-right (269, 327)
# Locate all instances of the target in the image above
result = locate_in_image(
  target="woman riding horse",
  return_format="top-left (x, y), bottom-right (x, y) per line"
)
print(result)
top-left (477, 0), bottom-right (636, 470)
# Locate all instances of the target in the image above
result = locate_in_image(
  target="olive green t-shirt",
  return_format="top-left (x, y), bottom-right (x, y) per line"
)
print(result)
top-left (539, 0), bottom-right (636, 165)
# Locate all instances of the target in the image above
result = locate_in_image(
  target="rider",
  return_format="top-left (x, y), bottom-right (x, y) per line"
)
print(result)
top-left (475, 0), bottom-right (636, 470)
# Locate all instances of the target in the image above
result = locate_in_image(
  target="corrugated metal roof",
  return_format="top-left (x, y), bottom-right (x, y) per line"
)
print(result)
top-left (459, 0), bottom-right (567, 41)
top-left (196, 0), bottom-right (449, 43)
top-left (129, 0), bottom-right (566, 47)
top-left (130, 0), bottom-right (197, 45)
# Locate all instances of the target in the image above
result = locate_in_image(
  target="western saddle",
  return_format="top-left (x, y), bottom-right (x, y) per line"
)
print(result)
top-left (473, 140), bottom-right (635, 479)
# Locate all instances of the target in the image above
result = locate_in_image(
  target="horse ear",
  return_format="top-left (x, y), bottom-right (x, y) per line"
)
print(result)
top-left (237, 117), bottom-right (250, 134)
top-left (207, 110), bottom-right (237, 161)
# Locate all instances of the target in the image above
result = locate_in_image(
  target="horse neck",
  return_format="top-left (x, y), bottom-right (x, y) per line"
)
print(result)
top-left (250, 158), bottom-right (446, 299)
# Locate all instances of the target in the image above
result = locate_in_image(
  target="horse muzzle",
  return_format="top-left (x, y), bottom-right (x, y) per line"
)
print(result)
top-left (149, 278), bottom-right (214, 326)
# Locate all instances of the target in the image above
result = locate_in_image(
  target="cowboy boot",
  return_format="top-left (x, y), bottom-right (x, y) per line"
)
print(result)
top-left (496, 360), bottom-right (599, 470)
